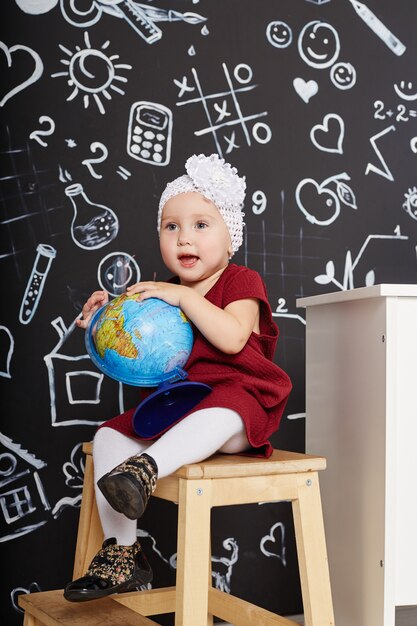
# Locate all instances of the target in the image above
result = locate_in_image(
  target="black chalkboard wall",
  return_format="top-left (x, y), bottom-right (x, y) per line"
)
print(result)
top-left (2, 1), bottom-right (417, 623)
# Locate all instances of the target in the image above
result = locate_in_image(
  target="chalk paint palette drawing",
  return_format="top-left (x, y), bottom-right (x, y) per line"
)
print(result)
top-left (127, 101), bottom-right (173, 166)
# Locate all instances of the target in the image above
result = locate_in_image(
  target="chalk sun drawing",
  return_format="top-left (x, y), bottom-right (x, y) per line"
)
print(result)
top-left (51, 31), bottom-right (132, 114)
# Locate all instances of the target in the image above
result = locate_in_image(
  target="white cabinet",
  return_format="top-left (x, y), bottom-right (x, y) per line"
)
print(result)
top-left (297, 285), bottom-right (417, 626)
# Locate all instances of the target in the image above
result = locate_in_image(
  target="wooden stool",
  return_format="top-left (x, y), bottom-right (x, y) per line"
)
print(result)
top-left (19, 443), bottom-right (334, 626)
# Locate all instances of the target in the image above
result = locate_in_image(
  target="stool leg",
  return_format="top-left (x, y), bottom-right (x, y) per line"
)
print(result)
top-left (292, 472), bottom-right (335, 626)
top-left (73, 452), bottom-right (103, 579)
top-left (175, 478), bottom-right (212, 626)
top-left (207, 536), bottom-right (213, 626)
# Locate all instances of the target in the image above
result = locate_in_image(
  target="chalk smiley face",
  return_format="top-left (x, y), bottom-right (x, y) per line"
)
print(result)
top-left (394, 80), bottom-right (417, 101)
top-left (330, 62), bottom-right (357, 90)
top-left (266, 21), bottom-right (293, 48)
top-left (298, 20), bottom-right (340, 69)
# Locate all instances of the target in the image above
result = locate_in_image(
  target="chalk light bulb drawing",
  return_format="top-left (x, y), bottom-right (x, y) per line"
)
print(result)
top-left (51, 31), bottom-right (132, 114)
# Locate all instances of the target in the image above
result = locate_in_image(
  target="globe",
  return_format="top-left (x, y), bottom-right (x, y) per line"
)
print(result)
top-left (85, 294), bottom-right (194, 386)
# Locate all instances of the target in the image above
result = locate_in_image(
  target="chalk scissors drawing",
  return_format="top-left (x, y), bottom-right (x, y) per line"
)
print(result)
top-left (0, 41), bottom-right (44, 107)
top-left (51, 31), bottom-right (131, 115)
top-left (175, 63), bottom-right (271, 157)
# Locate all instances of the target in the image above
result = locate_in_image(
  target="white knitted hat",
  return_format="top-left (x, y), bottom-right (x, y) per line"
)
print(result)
top-left (157, 154), bottom-right (246, 255)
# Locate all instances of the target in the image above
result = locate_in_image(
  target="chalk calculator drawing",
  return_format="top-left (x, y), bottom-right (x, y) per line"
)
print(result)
top-left (127, 101), bottom-right (173, 166)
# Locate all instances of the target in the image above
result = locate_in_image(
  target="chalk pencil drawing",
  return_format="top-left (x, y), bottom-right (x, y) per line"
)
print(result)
top-left (19, 244), bottom-right (57, 325)
top-left (403, 188), bottom-right (417, 221)
top-left (127, 101), bottom-right (173, 166)
top-left (44, 315), bottom-right (125, 426)
top-left (330, 62), bottom-right (357, 90)
top-left (98, 251), bottom-right (140, 296)
top-left (394, 81), bottom-right (417, 101)
top-left (298, 21), bottom-right (340, 69)
top-left (29, 116), bottom-right (56, 147)
top-left (315, 229), bottom-right (409, 291)
top-left (60, 0), bottom-right (206, 43)
top-left (81, 142), bottom-right (109, 179)
top-left (295, 173), bottom-right (357, 226)
top-left (0, 41), bottom-right (44, 107)
top-left (65, 183), bottom-right (119, 250)
top-left (51, 31), bottom-right (131, 115)
top-left (52, 443), bottom-right (84, 518)
top-left (260, 522), bottom-right (287, 566)
top-left (293, 77), bottom-right (319, 103)
top-left (175, 63), bottom-right (271, 158)
top-left (266, 21), bottom-right (293, 49)
top-left (347, 0), bottom-right (406, 56)
top-left (310, 113), bottom-right (344, 154)
top-left (15, 0), bottom-right (58, 13)
top-left (365, 125), bottom-right (396, 181)
top-left (0, 433), bottom-right (49, 543)
top-left (0, 326), bottom-right (14, 379)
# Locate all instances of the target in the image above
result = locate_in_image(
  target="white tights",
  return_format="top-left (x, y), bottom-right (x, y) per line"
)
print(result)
top-left (93, 408), bottom-right (249, 545)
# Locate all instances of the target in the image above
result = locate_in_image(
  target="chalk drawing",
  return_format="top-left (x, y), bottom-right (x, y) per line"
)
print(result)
top-left (252, 190), bottom-right (267, 215)
top-left (295, 173), bottom-right (357, 226)
top-left (394, 81), bottom-right (417, 101)
top-left (374, 100), bottom-right (416, 122)
top-left (0, 42), bottom-right (44, 107)
top-left (51, 31), bottom-right (131, 115)
top-left (116, 165), bottom-right (131, 180)
top-left (365, 125), bottom-right (396, 181)
top-left (330, 62), bottom-right (357, 90)
top-left (98, 251), bottom-right (140, 296)
top-left (11, 582), bottom-right (42, 614)
top-left (15, 0), bottom-right (58, 13)
top-left (298, 21), bottom-right (340, 69)
top-left (293, 77), bottom-right (319, 103)
top-left (127, 101), bottom-right (173, 166)
top-left (0, 326), bottom-right (14, 379)
top-left (65, 138), bottom-right (77, 148)
top-left (403, 188), bottom-right (417, 221)
top-left (260, 522), bottom-right (287, 566)
top-left (19, 244), bottom-right (57, 325)
top-left (52, 443), bottom-right (84, 518)
top-left (29, 116), bottom-right (55, 147)
top-left (81, 142), bottom-right (109, 179)
top-left (410, 138), bottom-right (417, 154)
top-left (211, 538), bottom-right (239, 593)
top-left (348, 0), bottom-right (406, 56)
top-left (310, 113), bottom-right (344, 154)
top-left (175, 63), bottom-right (271, 157)
top-left (266, 21), bottom-right (292, 48)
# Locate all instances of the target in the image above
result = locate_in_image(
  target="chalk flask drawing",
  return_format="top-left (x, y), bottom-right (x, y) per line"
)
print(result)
top-left (65, 183), bottom-right (119, 250)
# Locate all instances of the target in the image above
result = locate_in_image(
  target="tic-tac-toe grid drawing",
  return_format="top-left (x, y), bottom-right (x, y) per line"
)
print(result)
top-left (175, 62), bottom-right (271, 157)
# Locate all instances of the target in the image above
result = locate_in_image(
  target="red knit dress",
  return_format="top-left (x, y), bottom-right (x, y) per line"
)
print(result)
top-left (101, 264), bottom-right (292, 457)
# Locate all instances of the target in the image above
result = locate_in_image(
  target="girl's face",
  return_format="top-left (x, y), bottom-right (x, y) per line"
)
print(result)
top-left (159, 192), bottom-right (232, 285)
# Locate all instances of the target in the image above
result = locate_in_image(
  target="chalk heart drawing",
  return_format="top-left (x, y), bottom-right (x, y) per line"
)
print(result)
top-left (293, 77), bottom-right (318, 103)
top-left (311, 113), bottom-right (345, 154)
top-left (260, 522), bottom-right (286, 565)
top-left (0, 42), bottom-right (44, 107)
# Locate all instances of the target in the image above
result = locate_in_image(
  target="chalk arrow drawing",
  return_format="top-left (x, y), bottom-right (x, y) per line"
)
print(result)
top-left (310, 113), bottom-right (345, 154)
top-left (0, 42), bottom-right (44, 107)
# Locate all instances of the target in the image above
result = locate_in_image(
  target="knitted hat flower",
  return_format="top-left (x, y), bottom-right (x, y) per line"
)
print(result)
top-left (158, 154), bottom-right (246, 255)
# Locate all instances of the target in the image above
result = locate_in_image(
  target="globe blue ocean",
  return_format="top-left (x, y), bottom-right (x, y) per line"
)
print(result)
top-left (85, 294), bottom-right (194, 386)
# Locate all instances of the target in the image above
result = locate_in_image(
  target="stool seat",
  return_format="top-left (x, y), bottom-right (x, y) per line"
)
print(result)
top-left (19, 444), bottom-right (335, 626)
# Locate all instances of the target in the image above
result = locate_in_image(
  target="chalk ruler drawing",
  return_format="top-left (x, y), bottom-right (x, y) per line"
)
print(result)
top-left (98, 251), bottom-right (140, 296)
top-left (0, 41), bottom-right (44, 107)
top-left (310, 113), bottom-right (344, 154)
top-left (19, 244), bottom-right (57, 325)
top-left (175, 63), bottom-right (271, 157)
top-left (298, 21), bottom-right (340, 69)
top-left (51, 31), bottom-right (131, 114)
top-left (296, 173), bottom-right (357, 226)
top-left (127, 101), bottom-right (173, 166)
top-left (29, 116), bottom-right (55, 147)
top-left (348, 0), bottom-right (406, 56)
top-left (0, 326), bottom-right (14, 379)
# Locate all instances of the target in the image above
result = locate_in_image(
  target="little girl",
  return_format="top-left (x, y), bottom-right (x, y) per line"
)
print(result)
top-left (64, 154), bottom-right (292, 602)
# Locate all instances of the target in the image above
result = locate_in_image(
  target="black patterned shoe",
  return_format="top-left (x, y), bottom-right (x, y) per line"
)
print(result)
top-left (63, 537), bottom-right (153, 602)
top-left (97, 453), bottom-right (158, 520)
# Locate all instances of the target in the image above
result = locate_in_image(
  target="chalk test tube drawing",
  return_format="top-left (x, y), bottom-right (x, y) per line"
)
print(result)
top-left (365, 125), bottom-right (396, 181)
top-left (394, 81), bottom-right (417, 102)
top-left (266, 21), bottom-right (293, 48)
top-left (0, 326), bottom-right (14, 378)
top-left (298, 21), bottom-right (340, 69)
top-left (175, 63), bottom-right (271, 158)
top-left (44, 315), bottom-right (125, 426)
top-left (65, 183), bottom-right (119, 250)
top-left (330, 62), bottom-right (357, 90)
top-left (19, 244), bottom-right (57, 325)
top-left (127, 101), bottom-right (173, 166)
top-left (0, 432), bottom-right (50, 543)
top-left (348, 0), bottom-right (406, 57)
top-left (60, 0), bottom-right (206, 42)
top-left (260, 522), bottom-right (287, 566)
top-left (295, 172), bottom-right (357, 226)
top-left (0, 42), bottom-right (44, 107)
top-left (29, 116), bottom-right (55, 147)
top-left (293, 77), bottom-right (318, 103)
top-left (315, 228), bottom-right (409, 291)
top-left (51, 31), bottom-right (131, 115)
top-left (310, 113), bottom-right (345, 154)
top-left (403, 188), bottom-right (417, 221)
top-left (15, 0), bottom-right (58, 13)
top-left (98, 251), bottom-right (140, 296)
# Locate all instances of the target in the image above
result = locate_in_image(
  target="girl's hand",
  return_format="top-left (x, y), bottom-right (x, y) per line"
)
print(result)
top-left (76, 290), bottom-right (109, 329)
top-left (126, 281), bottom-right (188, 308)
